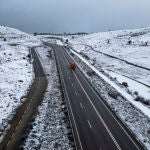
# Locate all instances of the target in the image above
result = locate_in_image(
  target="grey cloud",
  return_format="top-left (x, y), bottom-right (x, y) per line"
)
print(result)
top-left (0, 0), bottom-right (150, 33)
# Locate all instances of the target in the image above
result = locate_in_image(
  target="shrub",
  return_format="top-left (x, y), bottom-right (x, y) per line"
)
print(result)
top-left (27, 54), bottom-right (31, 59)
top-left (70, 53), bottom-right (74, 56)
top-left (143, 100), bottom-right (150, 105)
top-left (34, 33), bottom-right (37, 36)
top-left (86, 70), bottom-right (95, 77)
top-left (135, 96), bottom-right (144, 102)
top-left (134, 96), bottom-right (150, 105)
top-left (128, 40), bottom-right (132, 45)
top-left (122, 82), bottom-right (128, 87)
top-left (134, 91), bottom-right (138, 96)
top-left (145, 42), bottom-right (148, 46)
top-left (107, 39), bottom-right (110, 44)
top-left (108, 90), bottom-right (119, 99)
top-left (147, 129), bottom-right (150, 134)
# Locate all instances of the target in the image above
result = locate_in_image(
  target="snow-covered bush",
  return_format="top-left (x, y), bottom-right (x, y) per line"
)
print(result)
top-left (108, 90), bottom-right (119, 99)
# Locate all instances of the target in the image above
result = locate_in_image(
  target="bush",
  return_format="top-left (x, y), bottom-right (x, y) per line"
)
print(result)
top-left (27, 54), bottom-right (31, 59)
top-left (70, 53), bottom-right (74, 56)
top-left (86, 70), bottom-right (95, 77)
top-left (34, 33), bottom-right (37, 36)
top-left (145, 42), bottom-right (148, 46)
top-left (134, 96), bottom-right (150, 105)
top-left (108, 90), bottom-right (119, 99)
top-left (147, 129), bottom-right (150, 134)
top-left (122, 82), bottom-right (128, 87)
top-left (128, 40), bottom-right (132, 45)
top-left (134, 96), bottom-right (144, 102)
top-left (107, 39), bottom-right (110, 44)
top-left (143, 100), bottom-right (150, 105)
top-left (134, 91), bottom-right (138, 96)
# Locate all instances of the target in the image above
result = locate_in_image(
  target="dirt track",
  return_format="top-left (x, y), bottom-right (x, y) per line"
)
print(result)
top-left (0, 48), bottom-right (48, 150)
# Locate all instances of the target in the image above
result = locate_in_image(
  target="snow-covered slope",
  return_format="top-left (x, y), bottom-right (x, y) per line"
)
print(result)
top-left (68, 27), bottom-right (150, 109)
top-left (0, 26), bottom-right (41, 141)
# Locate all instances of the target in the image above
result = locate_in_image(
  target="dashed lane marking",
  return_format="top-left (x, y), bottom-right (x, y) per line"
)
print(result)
top-left (87, 120), bottom-right (92, 128)
top-left (75, 91), bottom-right (78, 95)
top-left (80, 102), bottom-right (84, 109)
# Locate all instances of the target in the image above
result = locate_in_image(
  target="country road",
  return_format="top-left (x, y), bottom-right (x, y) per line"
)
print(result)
top-left (50, 43), bottom-right (144, 150)
top-left (0, 48), bottom-right (47, 150)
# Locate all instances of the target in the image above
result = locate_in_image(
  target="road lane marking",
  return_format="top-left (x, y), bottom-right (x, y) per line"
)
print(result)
top-left (75, 91), bottom-right (78, 95)
top-left (7, 140), bottom-right (11, 147)
top-left (72, 71), bottom-right (121, 150)
top-left (87, 120), bottom-right (92, 128)
top-left (63, 49), bottom-right (140, 150)
top-left (72, 83), bottom-right (73, 87)
top-left (19, 120), bottom-right (21, 125)
top-left (80, 102), bottom-right (84, 109)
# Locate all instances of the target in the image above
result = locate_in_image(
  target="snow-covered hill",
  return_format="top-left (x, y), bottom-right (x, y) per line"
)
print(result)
top-left (67, 27), bottom-right (150, 108)
top-left (0, 26), bottom-right (41, 141)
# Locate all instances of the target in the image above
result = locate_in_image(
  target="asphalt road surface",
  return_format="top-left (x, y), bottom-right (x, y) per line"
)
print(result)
top-left (0, 48), bottom-right (47, 150)
top-left (51, 44), bottom-right (144, 150)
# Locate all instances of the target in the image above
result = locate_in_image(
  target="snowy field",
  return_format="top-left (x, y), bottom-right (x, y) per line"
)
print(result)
top-left (0, 26), bottom-right (41, 141)
top-left (67, 27), bottom-right (150, 110)
top-left (23, 46), bottom-right (70, 149)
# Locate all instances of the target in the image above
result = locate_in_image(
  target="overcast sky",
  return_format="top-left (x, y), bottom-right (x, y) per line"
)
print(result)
top-left (0, 0), bottom-right (150, 33)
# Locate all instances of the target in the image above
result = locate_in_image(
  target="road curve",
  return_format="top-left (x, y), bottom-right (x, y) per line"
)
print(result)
top-left (51, 43), bottom-right (144, 150)
top-left (0, 48), bottom-right (48, 150)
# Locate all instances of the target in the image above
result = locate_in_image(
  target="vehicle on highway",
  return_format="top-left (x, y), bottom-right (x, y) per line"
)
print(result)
top-left (70, 62), bottom-right (77, 70)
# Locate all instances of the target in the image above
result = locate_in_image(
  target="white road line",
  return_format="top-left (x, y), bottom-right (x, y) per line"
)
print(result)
top-left (18, 120), bottom-right (21, 125)
top-left (80, 102), bottom-right (84, 109)
top-left (63, 49), bottom-right (140, 150)
top-left (57, 54), bottom-right (83, 150)
top-left (7, 140), bottom-right (11, 147)
top-left (72, 83), bottom-right (73, 87)
top-left (87, 120), bottom-right (92, 128)
top-left (73, 71), bottom-right (121, 150)
top-left (75, 91), bottom-right (78, 95)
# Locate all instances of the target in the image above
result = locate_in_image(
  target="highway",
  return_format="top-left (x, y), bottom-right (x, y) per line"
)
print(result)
top-left (0, 48), bottom-right (47, 150)
top-left (51, 44), bottom-right (144, 150)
